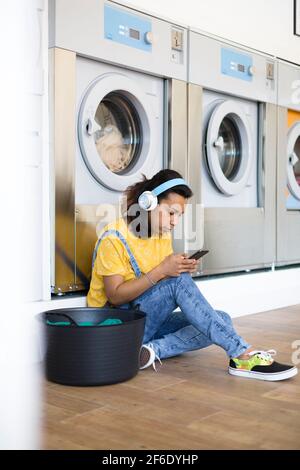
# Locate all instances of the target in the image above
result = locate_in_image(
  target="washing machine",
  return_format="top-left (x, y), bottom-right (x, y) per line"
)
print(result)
top-left (276, 60), bottom-right (300, 266)
top-left (201, 90), bottom-right (258, 208)
top-left (49, 0), bottom-right (188, 294)
top-left (187, 31), bottom-right (277, 276)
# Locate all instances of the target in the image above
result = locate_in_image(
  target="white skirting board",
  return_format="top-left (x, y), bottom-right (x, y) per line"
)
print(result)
top-left (195, 267), bottom-right (300, 318)
top-left (28, 266), bottom-right (300, 318)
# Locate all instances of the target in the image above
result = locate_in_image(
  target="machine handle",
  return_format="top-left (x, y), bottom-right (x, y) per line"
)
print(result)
top-left (213, 136), bottom-right (224, 151)
top-left (289, 152), bottom-right (298, 166)
top-left (86, 117), bottom-right (101, 136)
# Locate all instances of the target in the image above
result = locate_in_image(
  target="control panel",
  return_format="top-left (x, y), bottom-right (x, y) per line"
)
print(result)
top-left (104, 4), bottom-right (152, 52)
top-left (221, 47), bottom-right (253, 82)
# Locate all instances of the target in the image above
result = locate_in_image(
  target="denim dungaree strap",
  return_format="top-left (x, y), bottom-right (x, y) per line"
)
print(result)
top-left (92, 229), bottom-right (142, 309)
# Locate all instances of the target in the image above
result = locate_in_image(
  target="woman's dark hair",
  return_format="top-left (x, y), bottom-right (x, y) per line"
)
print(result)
top-left (121, 169), bottom-right (193, 238)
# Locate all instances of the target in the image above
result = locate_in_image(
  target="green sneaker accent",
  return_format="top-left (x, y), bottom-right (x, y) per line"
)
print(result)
top-left (232, 350), bottom-right (275, 371)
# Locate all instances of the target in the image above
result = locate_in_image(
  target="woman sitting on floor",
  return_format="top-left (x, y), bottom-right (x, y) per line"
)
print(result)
top-left (87, 169), bottom-right (297, 382)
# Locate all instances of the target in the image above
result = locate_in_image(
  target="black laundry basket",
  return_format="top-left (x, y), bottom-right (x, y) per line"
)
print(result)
top-left (41, 307), bottom-right (146, 386)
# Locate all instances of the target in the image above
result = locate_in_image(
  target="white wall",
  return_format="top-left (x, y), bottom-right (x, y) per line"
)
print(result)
top-left (118, 0), bottom-right (300, 64)
top-left (0, 0), bottom-right (46, 450)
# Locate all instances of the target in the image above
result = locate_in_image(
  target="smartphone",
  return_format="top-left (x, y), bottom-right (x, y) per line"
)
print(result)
top-left (188, 249), bottom-right (209, 260)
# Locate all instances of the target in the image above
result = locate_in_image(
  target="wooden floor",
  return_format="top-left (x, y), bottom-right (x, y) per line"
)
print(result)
top-left (42, 305), bottom-right (300, 450)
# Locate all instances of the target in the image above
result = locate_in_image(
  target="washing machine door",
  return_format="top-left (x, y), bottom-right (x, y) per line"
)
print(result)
top-left (287, 122), bottom-right (300, 201)
top-left (205, 100), bottom-right (253, 196)
top-left (78, 72), bottom-right (158, 192)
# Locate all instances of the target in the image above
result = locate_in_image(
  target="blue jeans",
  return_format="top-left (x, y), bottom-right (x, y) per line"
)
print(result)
top-left (121, 273), bottom-right (250, 360)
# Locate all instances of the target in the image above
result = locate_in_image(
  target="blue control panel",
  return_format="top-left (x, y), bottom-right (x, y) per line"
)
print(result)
top-left (104, 4), bottom-right (152, 52)
top-left (221, 47), bottom-right (253, 82)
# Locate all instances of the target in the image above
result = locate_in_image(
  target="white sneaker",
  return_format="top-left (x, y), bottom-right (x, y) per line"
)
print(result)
top-left (139, 343), bottom-right (162, 371)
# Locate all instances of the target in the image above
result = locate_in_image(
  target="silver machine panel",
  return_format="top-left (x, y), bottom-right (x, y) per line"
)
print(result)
top-left (276, 60), bottom-right (300, 266)
top-left (49, 0), bottom-right (189, 294)
top-left (188, 30), bottom-right (278, 276)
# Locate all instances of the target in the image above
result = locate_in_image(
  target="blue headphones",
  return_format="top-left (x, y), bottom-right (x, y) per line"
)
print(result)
top-left (138, 178), bottom-right (190, 211)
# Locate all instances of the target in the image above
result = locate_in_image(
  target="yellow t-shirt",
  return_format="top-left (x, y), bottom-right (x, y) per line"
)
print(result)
top-left (87, 217), bottom-right (173, 307)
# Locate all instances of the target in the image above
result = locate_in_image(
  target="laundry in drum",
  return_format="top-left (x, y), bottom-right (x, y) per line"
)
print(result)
top-left (46, 318), bottom-right (123, 326)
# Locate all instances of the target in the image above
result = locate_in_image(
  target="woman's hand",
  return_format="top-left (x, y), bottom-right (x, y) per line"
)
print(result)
top-left (103, 254), bottom-right (199, 305)
top-left (157, 253), bottom-right (199, 278)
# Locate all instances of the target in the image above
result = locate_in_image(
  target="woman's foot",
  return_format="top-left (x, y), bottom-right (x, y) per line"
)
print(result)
top-left (139, 343), bottom-right (162, 371)
top-left (236, 346), bottom-right (258, 359)
top-left (229, 349), bottom-right (298, 381)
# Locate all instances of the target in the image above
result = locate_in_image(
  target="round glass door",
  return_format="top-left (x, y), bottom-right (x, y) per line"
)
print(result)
top-left (287, 122), bottom-right (300, 201)
top-left (93, 92), bottom-right (142, 174)
top-left (205, 100), bottom-right (253, 196)
top-left (215, 117), bottom-right (242, 181)
top-left (78, 73), bottom-right (156, 192)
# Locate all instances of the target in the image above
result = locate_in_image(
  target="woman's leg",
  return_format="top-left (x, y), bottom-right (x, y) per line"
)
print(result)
top-left (131, 273), bottom-right (250, 359)
top-left (150, 309), bottom-right (234, 359)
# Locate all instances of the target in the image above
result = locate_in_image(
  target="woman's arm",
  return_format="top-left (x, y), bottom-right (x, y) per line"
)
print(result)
top-left (103, 254), bottom-right (198, 306)
top-left (103, 264), bottom-right (164, 306)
